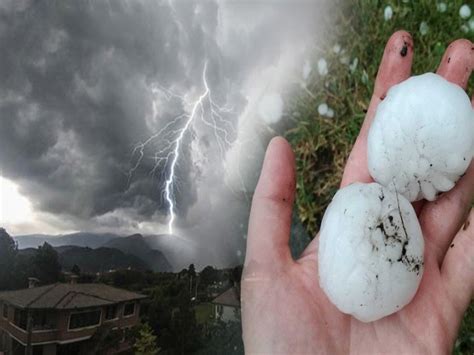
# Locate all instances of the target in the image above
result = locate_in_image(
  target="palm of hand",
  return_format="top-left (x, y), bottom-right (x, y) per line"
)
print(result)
top-left (242, 32), bottom-right (474, 354)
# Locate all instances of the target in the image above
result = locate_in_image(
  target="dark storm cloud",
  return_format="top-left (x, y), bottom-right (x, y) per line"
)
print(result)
top-left (0, 0), bottom-right (224, 221)
top-left (1, 0), bottom-right (328, 267)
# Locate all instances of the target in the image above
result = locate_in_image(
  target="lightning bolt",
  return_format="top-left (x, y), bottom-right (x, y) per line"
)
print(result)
top-left (127, 61), bottom-right (236, 235)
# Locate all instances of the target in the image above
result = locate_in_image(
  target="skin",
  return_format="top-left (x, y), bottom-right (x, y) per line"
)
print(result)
top-left (242, 31), bottom-right (474, 354)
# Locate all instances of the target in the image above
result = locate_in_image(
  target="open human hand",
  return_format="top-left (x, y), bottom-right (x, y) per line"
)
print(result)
top-left (241, 31), bottom-right (474, 354)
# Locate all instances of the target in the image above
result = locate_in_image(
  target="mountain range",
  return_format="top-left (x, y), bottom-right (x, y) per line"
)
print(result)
top-left (13, 232), bottom-right (199, 272)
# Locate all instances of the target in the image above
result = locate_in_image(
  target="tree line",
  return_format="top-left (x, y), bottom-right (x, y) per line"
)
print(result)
top-left (0, 228), bottom-right (61, 290)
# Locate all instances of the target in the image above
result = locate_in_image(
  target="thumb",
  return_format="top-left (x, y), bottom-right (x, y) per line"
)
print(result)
top-left (244, 137), bottom-right (296, 269)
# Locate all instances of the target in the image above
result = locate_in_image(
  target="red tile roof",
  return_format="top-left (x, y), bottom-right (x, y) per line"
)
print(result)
top-left (212, 287), bottom-right (240, 308)
top-left (0, 283), bottom-right (146, 310)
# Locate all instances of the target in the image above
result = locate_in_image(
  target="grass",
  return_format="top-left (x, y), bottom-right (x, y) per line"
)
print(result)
top-left (195, 303), bottom-right (215, 325)
top-left (285, 0), bottom-right (473, 353)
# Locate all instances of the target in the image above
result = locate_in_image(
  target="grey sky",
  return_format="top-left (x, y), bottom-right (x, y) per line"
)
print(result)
top-left (0, 0), bottom-right (328, 268)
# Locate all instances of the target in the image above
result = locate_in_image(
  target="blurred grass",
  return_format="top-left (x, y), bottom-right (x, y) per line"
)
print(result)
top-left (195, 303), bottom-right (214, 324)
top-left (285, 0), bottom-right (473, 353)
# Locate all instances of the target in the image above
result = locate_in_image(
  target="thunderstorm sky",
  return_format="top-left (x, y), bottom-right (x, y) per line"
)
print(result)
top-left (0, 0), bottom-right (328, 268)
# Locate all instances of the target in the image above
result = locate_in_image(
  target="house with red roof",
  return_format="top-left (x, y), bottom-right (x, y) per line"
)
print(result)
top-left (0, 281), bottom-right (146, 355)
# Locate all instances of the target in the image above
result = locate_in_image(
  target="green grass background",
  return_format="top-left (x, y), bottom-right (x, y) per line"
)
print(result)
top-left (285, 0), bottom-right (473, 353)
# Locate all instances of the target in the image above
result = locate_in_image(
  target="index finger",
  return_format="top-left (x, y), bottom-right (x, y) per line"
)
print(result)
top-left (341, 30), bottom-right (414, 187)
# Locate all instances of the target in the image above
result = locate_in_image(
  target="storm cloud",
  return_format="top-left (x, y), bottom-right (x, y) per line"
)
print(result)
top-left (0, 0), bottom-right (328, 267)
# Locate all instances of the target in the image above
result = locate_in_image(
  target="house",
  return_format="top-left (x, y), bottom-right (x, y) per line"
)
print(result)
top-left (0, 282), bottom-right (146, 355)
top-left (211, 287), bottom-right (240, 322)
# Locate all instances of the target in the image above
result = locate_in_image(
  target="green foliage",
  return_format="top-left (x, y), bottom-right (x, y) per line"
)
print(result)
top-left (286, 0), bottom-right (473, 352)
top-left (195, 303), bottom-right (214, 325)
top-left (0, 228), bottom-right (18, 289)
top-left (196, 319), bottom-right (244, 355)
top-left (134, 323), bottom-right (159, 355)
top-left (139, 275), bottom-right (203, 353)
top-left (188, 264), bottom-right (196, 278)
top-left (71, 264), bottom-right (81, 275)
top-left (199, 266), bottom-right (218, 288)
top-left (33, 242), bottom-right (61, 284)
top-left (0, 231), bottom-right (61, 289)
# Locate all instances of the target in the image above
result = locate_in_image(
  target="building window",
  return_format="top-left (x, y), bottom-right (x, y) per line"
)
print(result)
top-left (123, 303), bottom-right (135, 317)
top-left (2, 304), bottom-right (7, 319)
top-left (31, 310), bottom-right (57, 331)
top-left (13, 308), bottom-right (27, 330)
top-left (105, 305), bottom-right (118, 320)
top-left (68, 310), bottom-right (101, 330)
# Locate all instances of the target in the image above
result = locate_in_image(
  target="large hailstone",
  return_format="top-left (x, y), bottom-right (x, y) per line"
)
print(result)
top-left (368, 73), bottom-right (474, 202)
top-left (318, 183), bottom-right (424, 322)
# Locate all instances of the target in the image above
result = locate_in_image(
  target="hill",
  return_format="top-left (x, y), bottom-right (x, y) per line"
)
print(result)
top-left (56, 246), bottom-right (148, 273)
top-left (14, 232), bottom-right (118, 249)
top-left (104, 234), bottom-right (172, 272)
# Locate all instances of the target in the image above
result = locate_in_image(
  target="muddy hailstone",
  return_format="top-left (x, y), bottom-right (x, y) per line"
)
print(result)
top-left (368, 73), bottom-right (474, 202)
top-left (318, 183), bottom-right (424, 322)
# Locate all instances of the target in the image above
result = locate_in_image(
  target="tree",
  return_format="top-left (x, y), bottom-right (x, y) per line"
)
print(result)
top-left (188, 264), bottom-right (196, 298)
top-left (71, 264), bottom-right (81, 275)
top-left (33, 243), bottom-right (61, 284)
top-left (0, 228), bottom-right (18, 290)
top-left (200, 266), bottom-right (217, 287)
top-left (134, 323), bottom-right (159, 355)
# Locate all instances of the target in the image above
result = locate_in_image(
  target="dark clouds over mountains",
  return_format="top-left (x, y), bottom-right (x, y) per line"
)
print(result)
top-left (0, 0), bottom-right (326, 267)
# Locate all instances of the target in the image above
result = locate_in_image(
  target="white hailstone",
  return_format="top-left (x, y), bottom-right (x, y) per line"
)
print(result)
top-left (419, 21), bottom-right (429, 35)
top-left (349, 57), bottom-right (359, 73)
top-left (318, 103), bottom-right (329, 116)
top-left (302, 60), bottom-right (312, 80)
top-left (459, 4), bottom-right (472, 19)
top-left (317, 58), bottom-right (328, 76)
top-left (326, 108), bottom-right (335, 118)
top-left (469, 17), bottom-right (474, 31)
top-left (461, 24), bottom-right (470, 33)
top-left (318, 183), bottom-right (424, 322)
top-left (368, 73), bottom-right (474, 202)
top-left (437, 2), bottom-right (447, 12)
top-left (333, 44), bottom-right (342, 54)
top-left (362, 70), bottom-right (369, 85)
top-left (258, 93), bottom-right (284, 124)
top-left (384, 5), bottom-right (393, 21)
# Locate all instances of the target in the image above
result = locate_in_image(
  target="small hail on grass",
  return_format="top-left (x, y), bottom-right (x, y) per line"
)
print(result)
top-left (318, 103), bottom-right (328, 116)
top-left (349, 57), bottom-right (359, 73)
top-left (258, 93), bottom-right (284, 124)
top-left (333, 44), bottom-right (342, 54)
top-left (317, 58), bottom-right (328, 76)
top-left (459, 4), bottom-right (472, 19)
top-left (362, 70), bottom-right (369, 85)
top-left (318, 103), bottom-right (335, 118)
top-left (468, 18), bottom-right (474, 31)
top-left (384, 5), bottom-right (393, 21)
top-left (419, 21), bottom-right (429, 35)
top-left (461, 24), bottom-right (470, 33)
top-left (436, 2), bottom-right (447, 13)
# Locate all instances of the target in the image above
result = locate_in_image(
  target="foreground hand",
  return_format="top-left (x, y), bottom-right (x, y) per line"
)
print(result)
top-left (241, 31), bottom-right (474, 354)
